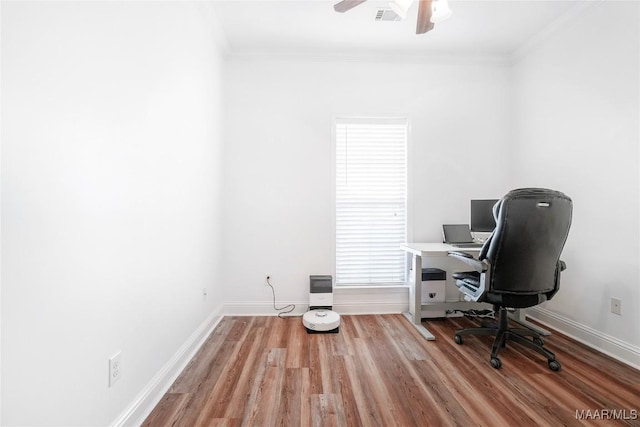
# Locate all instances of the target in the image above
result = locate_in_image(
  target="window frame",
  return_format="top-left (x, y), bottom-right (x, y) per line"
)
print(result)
top-left (331, 116), bottom-right (412, 287)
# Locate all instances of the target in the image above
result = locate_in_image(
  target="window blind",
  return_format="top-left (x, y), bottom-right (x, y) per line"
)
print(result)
top-left (335, 118), bottom-right (407, 285)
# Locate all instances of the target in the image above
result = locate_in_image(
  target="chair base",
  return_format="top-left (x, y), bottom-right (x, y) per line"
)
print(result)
top-left (454, 306), bottom-right (561, 371)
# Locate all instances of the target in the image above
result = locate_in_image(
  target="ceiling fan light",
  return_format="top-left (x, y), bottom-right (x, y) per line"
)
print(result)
top-left (389, 0), bottom-right (413, 20)
top-left (431, 0), bottom-right (453, 23)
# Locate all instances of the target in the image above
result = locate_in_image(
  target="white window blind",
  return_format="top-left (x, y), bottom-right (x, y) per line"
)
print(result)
top-left (335, 118), bottom-right (407, 285)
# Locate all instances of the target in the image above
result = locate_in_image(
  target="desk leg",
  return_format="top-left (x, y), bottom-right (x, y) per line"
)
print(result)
top-left (403, 253), bottom-right (436, 341)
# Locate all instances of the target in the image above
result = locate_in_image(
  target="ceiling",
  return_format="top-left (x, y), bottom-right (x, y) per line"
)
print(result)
top-left (211, 0), bottom-right (581, 57)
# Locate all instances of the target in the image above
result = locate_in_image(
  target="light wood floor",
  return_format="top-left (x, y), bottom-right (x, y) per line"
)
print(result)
top-left (143, 314), bottom-right (640, 427)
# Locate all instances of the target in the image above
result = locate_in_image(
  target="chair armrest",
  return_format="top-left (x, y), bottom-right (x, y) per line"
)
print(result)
top-left (448, 251), bottom-right (486, 273)
top-left (448, 250), bottom-right (474, 259)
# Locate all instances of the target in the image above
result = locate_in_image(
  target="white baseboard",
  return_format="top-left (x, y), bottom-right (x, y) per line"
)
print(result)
top-left (225, 286), bottom-right (410, 316)
top-left (528, 307), bottom-right (640, 370)
top-left (335, 286), bottom-right (408, 314)
top-left (111, 307), bottom-right (224, 427)
top-left (223, 302), bottom-right (308, 316)
top-left (222, 301), bottom-right (408, 316)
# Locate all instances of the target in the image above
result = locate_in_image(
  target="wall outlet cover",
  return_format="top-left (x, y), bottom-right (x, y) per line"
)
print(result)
top-left (109, 352), bottom-right (122, 387)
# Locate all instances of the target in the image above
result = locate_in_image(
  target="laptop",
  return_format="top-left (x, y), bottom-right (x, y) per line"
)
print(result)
top-left (442, 224), bottom-right (484, 248)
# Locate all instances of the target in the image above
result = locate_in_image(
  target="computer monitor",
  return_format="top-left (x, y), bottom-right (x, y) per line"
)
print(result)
top-left (470, 199), bottom-right (499, 232)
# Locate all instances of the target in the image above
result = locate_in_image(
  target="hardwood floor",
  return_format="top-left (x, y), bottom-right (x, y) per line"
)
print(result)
top-left (143, 315), bottom-right (640, 426)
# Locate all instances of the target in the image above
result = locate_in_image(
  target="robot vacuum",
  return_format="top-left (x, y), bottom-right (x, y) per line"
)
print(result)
top-left (304, 275), bottom-right (340, 334)
top-left (303, 309), bottom-right (340, 333)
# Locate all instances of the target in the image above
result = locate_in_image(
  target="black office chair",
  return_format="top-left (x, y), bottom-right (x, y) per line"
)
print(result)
top-left (448, 188), bottom-right (572, 370)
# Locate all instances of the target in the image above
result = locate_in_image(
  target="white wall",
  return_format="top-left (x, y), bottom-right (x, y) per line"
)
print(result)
top-left (222, 56), bottom-right (512, 309)
top-left (512, 1), bottom-right (640, 359)
top-left (1, 2), bottom-right (226, 425)
top-left (4, 2), bottom-right (637, 424)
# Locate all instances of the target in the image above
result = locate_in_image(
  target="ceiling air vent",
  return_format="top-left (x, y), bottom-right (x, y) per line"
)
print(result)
top-left (374, 8), bottom-right (401, 21)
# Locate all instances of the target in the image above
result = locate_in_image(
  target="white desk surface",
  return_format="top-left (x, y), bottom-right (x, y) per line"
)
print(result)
top-left (400, 242), bottom-right (482, 256)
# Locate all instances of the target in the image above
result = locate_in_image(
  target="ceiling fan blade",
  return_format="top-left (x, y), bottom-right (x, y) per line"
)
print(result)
top-left (416, 0), bottom-right (435, 34)
top-left (334, 0), bottom-right (367, 13)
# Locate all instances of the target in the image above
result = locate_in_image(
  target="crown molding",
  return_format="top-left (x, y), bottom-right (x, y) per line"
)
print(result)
top-left (510, 0), bottom-right (603, 63)
top-left (226, 48), bottom-right (511, 66)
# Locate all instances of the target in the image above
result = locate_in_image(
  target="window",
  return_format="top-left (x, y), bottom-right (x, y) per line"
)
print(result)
top-left (334, 118), bottom-right (408, 285)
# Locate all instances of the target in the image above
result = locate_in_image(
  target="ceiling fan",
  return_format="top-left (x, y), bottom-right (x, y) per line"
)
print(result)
top-left (333, 0), bottom-right (453, 34)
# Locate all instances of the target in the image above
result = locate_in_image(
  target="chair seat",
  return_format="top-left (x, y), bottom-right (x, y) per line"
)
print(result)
top-left (454, 270), bottom-right (548, 308)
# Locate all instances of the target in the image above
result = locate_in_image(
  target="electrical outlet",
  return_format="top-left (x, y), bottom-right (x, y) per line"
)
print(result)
top-left (611, 298), bottom-right (622, 316)
top-left (109, 352), bottom-right (122, 387)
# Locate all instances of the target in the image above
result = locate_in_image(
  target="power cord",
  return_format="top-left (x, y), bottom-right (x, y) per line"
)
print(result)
top-left (266, 276), bottom-right (295, 318)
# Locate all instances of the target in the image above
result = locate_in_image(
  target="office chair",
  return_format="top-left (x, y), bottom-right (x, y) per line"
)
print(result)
top-left (448, 188), bottom-right (572, 370)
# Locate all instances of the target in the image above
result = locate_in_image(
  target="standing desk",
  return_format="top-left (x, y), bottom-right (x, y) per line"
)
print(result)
top-left (400, 243), bottom-right (481, 340)
top-left (400, 242), bottom-right (548, 341)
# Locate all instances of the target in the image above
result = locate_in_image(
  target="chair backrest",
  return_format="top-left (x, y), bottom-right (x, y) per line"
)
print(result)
top-left (481, 188), bottom-right (572, 297)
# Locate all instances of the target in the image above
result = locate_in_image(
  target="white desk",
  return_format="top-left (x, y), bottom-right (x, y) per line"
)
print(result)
top-left (400, 243), bottom-right (482, 340)
top-left (400, 242), bottom-right (548, 341)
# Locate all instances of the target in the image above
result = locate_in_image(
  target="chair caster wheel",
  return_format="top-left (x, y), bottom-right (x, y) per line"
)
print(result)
top-left (548, 360), bottom-right (561, 371)
top-left (454, 335), bottom-right (463, 345)
top-left (533, 337), bottom-right (544, 346)
top-left (490, 357), bottom-right (502, 369)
